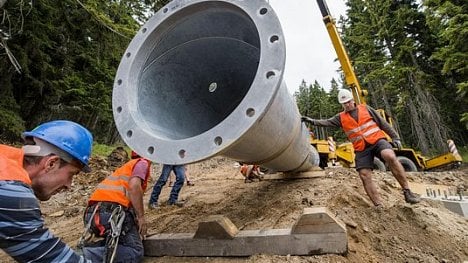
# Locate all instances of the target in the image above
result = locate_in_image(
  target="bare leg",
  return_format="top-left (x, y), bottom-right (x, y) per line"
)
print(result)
top-left (380, 149), bottom-right (409, 189)
top-left (358, 168), bottom-right (382, 206)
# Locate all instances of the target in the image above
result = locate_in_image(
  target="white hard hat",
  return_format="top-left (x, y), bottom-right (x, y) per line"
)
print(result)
top-left (338, 89), bottom-right (353, 104)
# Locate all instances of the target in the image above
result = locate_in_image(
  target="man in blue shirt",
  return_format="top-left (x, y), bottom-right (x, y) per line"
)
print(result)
top-left (0, 120), bottom-right (93, 263)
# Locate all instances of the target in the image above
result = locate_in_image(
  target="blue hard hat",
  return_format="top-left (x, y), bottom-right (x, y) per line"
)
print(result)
top-left (23, 120), bottom-right (93, 172)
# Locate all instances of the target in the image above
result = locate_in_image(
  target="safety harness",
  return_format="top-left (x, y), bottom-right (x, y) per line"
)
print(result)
top-left (78, 202), bottom-right (127, 263)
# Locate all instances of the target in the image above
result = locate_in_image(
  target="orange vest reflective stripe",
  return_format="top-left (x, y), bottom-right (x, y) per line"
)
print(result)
top-left (0, 145), bottom-right (31, 185)
top-left (88, 158), bottom-right (151, 207)
top-left (340, 104), bottom-right (386, 151)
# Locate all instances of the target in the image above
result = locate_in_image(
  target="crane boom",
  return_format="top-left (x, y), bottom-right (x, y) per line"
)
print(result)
top-left (316, 0), bottom-right (367, 105)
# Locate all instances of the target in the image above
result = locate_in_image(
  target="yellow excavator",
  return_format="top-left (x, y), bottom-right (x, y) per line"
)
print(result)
top-left (309, 0), bottom-right (463, 171)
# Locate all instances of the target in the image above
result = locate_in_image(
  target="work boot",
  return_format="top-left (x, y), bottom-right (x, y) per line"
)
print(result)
top-left (403, 189), bottom-right (420, 204)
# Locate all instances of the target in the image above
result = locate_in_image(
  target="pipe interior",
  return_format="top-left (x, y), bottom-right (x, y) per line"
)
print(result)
top-left (138, 4), bottom-right (261, 140)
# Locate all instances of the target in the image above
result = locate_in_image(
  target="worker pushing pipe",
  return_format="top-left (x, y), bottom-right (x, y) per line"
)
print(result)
top-left (112, 0), bottom-right (319, 172)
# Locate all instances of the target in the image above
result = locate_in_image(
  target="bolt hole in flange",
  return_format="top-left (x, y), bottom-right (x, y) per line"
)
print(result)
top-left (214, 136), bottom-right (223, 146)
top-left (246, 108), bottom-right (255, 117)
top-left (266, 71), bottom-right (275, 79)
top-left (270, 35), bottom-right (279, 43)
top-left (179, 150), bottom-right (186, 159)
top-left (148, 146), bottom-right (154, 154)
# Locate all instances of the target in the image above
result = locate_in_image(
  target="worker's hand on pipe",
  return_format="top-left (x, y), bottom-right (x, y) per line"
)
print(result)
top-left (301, 116), bottom-right (315, 125)
top-left (392, 139), bottom-right (402, 151)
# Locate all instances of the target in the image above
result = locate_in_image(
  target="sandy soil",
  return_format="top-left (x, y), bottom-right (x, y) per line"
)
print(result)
top-left (2, 156), bottom-right (467, 263)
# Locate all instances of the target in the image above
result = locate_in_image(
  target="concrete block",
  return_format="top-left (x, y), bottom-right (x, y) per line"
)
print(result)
top-left (193, 215), bottom-right (239, 239)
top-left (144, 207), bottom-right (347, 257)
top-left (441, 200), bottom-right (468, 218)
top-left (292, 207), bottom-right (346, 234)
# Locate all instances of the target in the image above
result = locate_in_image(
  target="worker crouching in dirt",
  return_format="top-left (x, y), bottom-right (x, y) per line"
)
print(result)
top-left (80, 150), bottom-right (151, 263)
top-left (301, 89), bottom-right (420, 208)
top-left (240, 163), bottom-right (264, 183)
top-left (0, 120), bottom-right (93, 263)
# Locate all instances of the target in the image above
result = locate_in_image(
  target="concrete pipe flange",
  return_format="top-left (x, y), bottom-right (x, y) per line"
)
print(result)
top-left (113, 0), bottom-right (319, 172)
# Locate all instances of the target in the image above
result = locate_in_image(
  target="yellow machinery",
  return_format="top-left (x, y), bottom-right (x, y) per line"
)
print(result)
top-left (310, 0), bottom-right (463, 171)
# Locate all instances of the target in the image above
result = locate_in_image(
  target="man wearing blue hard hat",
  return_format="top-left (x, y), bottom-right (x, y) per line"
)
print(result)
top-left (0, 120), bottom-right (93, 263)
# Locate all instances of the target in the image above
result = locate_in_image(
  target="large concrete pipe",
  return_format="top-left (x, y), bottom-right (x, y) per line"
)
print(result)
top-left (112, 0), bottom-right (319, 172)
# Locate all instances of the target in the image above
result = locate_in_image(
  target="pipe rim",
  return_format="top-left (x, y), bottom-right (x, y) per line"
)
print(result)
top-left (113, 0), bottom-right (286, 164)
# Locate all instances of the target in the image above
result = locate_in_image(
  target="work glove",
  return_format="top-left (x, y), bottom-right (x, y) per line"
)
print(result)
top-left (392, 139), bottom-right (402, 150)
top-left (301, 116), bottom-right (315, 125)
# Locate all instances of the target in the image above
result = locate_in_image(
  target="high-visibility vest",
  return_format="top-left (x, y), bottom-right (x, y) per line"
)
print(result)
top-left (0, 145), bottom-right (31, 185)
top-left (240, 164), bottom-right (248, 175)
top-left (340, 104), bottom-right (386, 151)
top-left (240, 164), bottom-right (259, 176)
top-left (88, 158), bottom-right (151, 208)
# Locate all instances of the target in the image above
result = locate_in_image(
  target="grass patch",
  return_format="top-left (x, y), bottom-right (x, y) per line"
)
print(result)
top-left (92, 143), bottom-right (129, 158)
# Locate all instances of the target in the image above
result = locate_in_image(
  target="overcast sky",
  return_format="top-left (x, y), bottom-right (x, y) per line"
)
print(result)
top-left (268, 0), bottom-right (348, 94)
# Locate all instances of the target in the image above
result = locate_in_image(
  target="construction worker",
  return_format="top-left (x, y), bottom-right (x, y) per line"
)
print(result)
top-left (107, 146), bottom-right (130, 169)
top-left (0, 120), bottom-right (93, 262)
top-left (301, 89), bottom-right (420, 208)
top-left (239, 163), bottom-right (263, 183)
top-left (148, 164), bottom-right (186, 209)
top-left (169, 165), bottom-right (194, 187)
top-left (81, 150), bottom-right (151, 263)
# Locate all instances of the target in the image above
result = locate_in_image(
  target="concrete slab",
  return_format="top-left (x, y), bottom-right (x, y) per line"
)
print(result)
top-left (144, 207), bottom-right (347, 257)
top-left (421, 197), bottom-right (468, 218)
top-left (441, 200), bottom-right (468, 218)
top-left (408, 182), bottom-right (454, 198)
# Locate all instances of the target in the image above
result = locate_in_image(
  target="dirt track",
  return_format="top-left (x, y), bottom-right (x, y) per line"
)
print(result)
top-left (2, 157), bottom-right (467, 262)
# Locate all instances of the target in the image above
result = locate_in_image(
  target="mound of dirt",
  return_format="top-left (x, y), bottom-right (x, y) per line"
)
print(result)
top-left (2, 157), bottom-right (467, 263)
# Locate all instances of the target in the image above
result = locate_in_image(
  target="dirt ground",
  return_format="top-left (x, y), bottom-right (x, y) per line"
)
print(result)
top-left (2, 156), bottom-right (467, 263)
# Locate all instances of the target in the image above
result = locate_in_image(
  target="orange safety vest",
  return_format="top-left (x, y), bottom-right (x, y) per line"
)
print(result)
top-left (240, 164), bottom-right (259, 176)
top-left (340, 104), bottom-right (386, 151)
top-left (88, 158), bottom-right (151, 208)
top-left (0, 145), bottom-right (31, 185)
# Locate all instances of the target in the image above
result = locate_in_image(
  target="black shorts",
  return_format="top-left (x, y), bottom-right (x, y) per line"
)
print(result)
top-left (355, 139), bottom-right (392, 171)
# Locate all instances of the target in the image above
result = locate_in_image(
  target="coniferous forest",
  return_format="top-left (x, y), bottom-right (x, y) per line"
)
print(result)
top-left (1, 0), bottom-right (466, 156)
